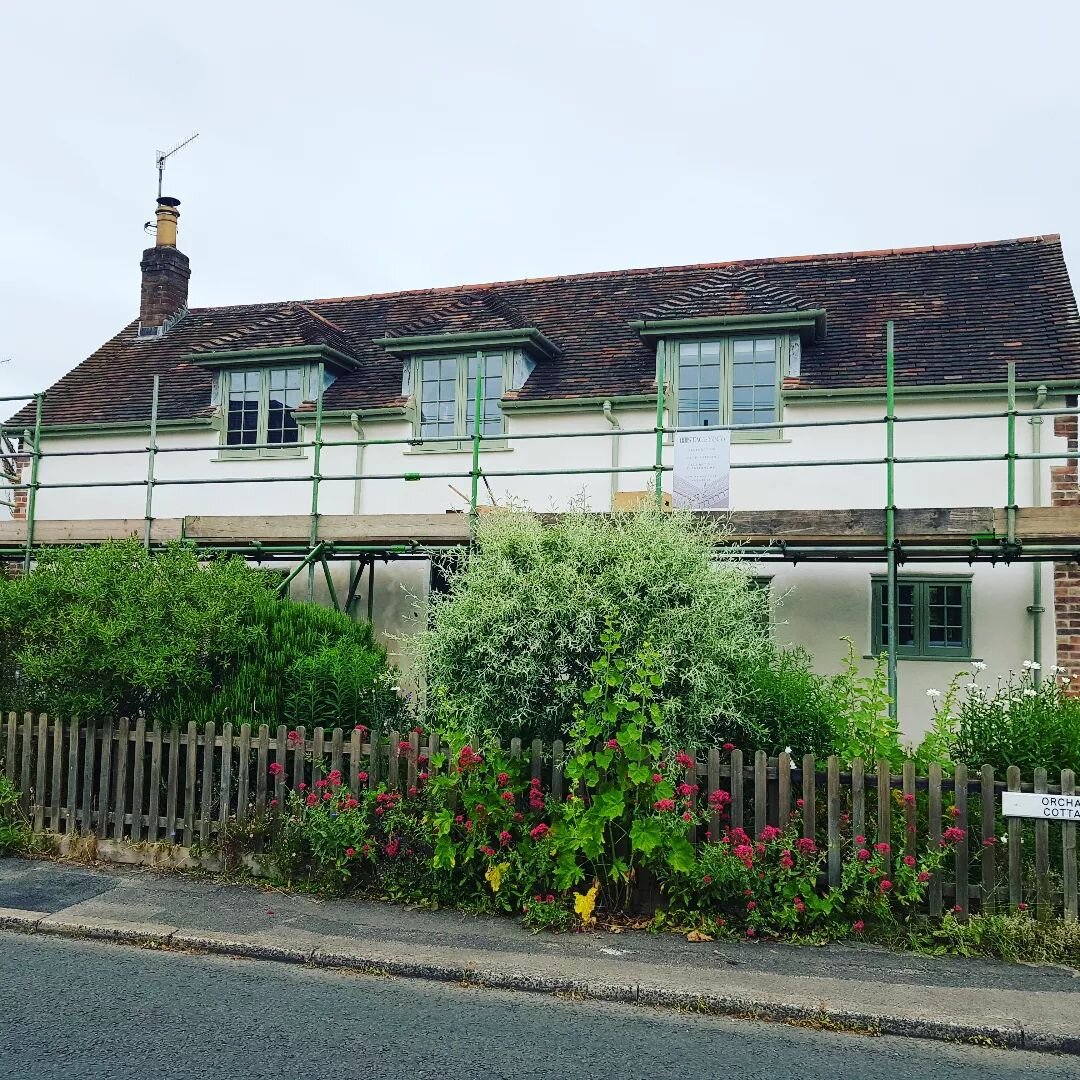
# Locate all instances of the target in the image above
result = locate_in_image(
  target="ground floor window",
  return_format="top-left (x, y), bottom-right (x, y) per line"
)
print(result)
top-left (871, 575), bottom-right (971, 659)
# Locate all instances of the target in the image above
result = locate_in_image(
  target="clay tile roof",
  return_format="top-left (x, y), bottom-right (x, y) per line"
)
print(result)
top-left (9, 235), bottom-right (1080, 429)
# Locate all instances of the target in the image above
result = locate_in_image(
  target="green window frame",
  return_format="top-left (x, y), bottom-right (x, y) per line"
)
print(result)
top-left (667, 335), bottom-right (788, 440)
top-left (411, 350), bottom-right (510, 449)
top-left (217, 365), bottom-right (309, 458)
top-left (870, 575), bottom-right (972, 659)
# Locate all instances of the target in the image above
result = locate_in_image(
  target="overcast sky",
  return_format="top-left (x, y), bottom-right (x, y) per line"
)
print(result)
top-left (2, 1), bottom-right (1078, 398)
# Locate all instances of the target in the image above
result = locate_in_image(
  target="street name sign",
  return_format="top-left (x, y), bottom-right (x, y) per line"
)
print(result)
top-left (1001, 792), bottom-right (1080, 820)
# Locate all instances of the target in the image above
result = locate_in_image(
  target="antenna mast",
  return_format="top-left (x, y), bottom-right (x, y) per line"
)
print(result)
top-left (156, 132), bottom-right (199, 198)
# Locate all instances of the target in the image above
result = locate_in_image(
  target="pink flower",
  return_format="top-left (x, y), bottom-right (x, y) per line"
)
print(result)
top-left (779, 853), bottom-right (794, 870)
top-left (605, 738), bottom-right (620, 751)
top-left (298, 782), bottom-right (307, 791)
top-left (384, 839), bottom-right (400, 858)
top-left (305, 793), bottom-right (318, 807)
top-left (708, 789), bottom-right (731, 809)
top-left (530, 823), bottom-right (550, 840)
top-left (903, 855), bottom-right (916, 868)
top-left (879, 879), bottom-right (893, 892)
top-left (854, 834), bottom-right (866, 845)
top-left (652, 774), bottom-right (663, 784)
top-left (675, 751), bottom-right (695, 770)
top-left (454, 814), bottom-right (464, 824)
top-left (345, 847), bottom-right (356, 858)
top-left (358, 771), bottom-right (368, 783)
top-left (513, 812), bottom-right (523, 823)
top-left (479, 845), bottom-right (495, 857)
top-left (722, 742), bottom-right (735, 752)
top-left (853, 920), bottom-right (865, 933)
top-left (796, 798), bottom-right (805, 809)
top-left (323, 792), bottom-right (332, 801)
top-left (269, 762), bottom-right (284, 778)
top-left (948, 805), bottom-right (961, 818)
top-left (796, 837), bottom-right (817, 856)
top-left (354, 724), bottom-right (368, 734)
top-left (269, 798), bottom-right (278, 808)
top-left (1018, 902), bottom-right (1029, 912)
top-left (952, 904), bottom-right (963, 914)
top-left (746, 928), bottom-right (756, 938)
top-left (702, 875), bottom-right (713, 885)
top-left (407, 786), bottom-right (418, 797)
top-left (417, 755), bottom-right (428, 767)
top-left (653, 798), bottom-right (676, 813)
top-left (758, 825), bottom-right (781, 842)
top-left (677, 782), bottom-right (698, 798)
top-left (746, 900), bottom-right (757, 911)
top-left (287, 730), bottom-right (302, 745)
top-left (497, 772), bottom-right (510, 787)
top-left (501, 790), bottom-right (515, 803)
top-left (499, 830), bottom-right (512, 847)
top-left (942, 826), bottom-right (965, 844)
top-left (682, 812), bottom-right (692, 822)
top-left (327, 769), bottom-right (342, 787)
top-left (918, 871), bottom-right (930, 883)
top-left (857, 848), bottom-right (871, 862)
top-left (902, 793), bottom-right (916, 806)
top-left (874, 842), bottom-right (890, 854)
top-left (983, 836), bottom-right (997, 847)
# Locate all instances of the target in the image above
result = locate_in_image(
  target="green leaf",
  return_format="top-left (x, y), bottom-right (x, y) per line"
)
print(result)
top-left (627, 763), bottom-right (652, 785)
top-left (593, 788), bottom-right (626, 821)
top-left (666, 836), bottom-right (697, 874)
top-left (630, 817), bottom-right (663, 855)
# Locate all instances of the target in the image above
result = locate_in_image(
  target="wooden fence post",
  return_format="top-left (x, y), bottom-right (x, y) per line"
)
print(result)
top-left (928, 763), bottom-right (943, 916)
top-left (33, 715), bottom-right (47, 833)
top-left (1006, 765), bottom-right (1022, 909)
top-left (827, 755), bottom-right (841, 888)
top-left (1034, 767), bottom-right (1050, 921)
top-left (730, 749), bottom-right (744, 833)
top-left (112, 717), bottom-right (130, 841)
top-left (980, 764), bottom-right (996, 914)
top-left (954, 762), bottom-right (968, 919)
top-left (130, 718), bottom-right (146, 843)
top-left (1062, 769), bottom-right (1077, 923)
top-left (801, 754), bottom-right (816, 841)
top-left (200, 721), bottom-right (216, 847)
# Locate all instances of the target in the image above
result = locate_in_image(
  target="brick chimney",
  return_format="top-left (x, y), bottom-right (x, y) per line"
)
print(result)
top-left (139, 196), bottom-right (190, 333)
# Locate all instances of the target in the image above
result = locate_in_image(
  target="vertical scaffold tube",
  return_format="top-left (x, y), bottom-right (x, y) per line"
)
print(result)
top-left (143, 376), bottom-right (160, 550)
top-left (885, 322), bottom-right (899, 723)
top-left (654, 343), bottom-right (666, 509)
top-left (307, 362), bottom-right (326, 603)
top-left (22, 393), bottom-right (43, 576)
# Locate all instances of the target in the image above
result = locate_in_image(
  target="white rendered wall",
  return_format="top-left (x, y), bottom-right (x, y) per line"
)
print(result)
top-left (26, 390), bottom-right (1070, 738)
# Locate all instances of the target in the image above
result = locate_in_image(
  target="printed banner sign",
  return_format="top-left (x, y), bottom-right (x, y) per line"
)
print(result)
top-left (673, 429), bottom-right (731, 509)
top-left (1001, 791), bottom-right (1080, 821)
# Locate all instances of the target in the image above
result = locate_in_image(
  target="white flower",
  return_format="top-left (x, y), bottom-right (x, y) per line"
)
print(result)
top-left (926, 688), bottom-right (942, 699)
top-left (1022, 660), bottom-right (1033, 669)
top-left (1030, 661), bottom-right (1041, 671)
top-left (971, 661), bottom-right (987, 673)
top-left (1023, 688), bottom-right (1037, 697)
top-left (1051, 665), bottom-right (1066, 675)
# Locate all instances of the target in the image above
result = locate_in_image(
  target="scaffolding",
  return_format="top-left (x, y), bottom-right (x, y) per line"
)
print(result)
top-left (3, 323), bottom-right (1080, 722)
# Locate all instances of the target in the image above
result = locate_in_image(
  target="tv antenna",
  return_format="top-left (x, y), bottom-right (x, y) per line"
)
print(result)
top-left (156, 132), bottom-right (199, 198)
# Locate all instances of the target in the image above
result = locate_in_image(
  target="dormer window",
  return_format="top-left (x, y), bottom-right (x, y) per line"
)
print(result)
top-left (676, 336), bottom-right (781, 430)
top-left (225, 366), bottom-right (303, 448)
top-left (413, 351), bottom-right (509, 447)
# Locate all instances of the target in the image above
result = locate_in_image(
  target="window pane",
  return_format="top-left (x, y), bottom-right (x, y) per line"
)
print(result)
top-left (421, 358), bottom-right (459, 437)
top-left (467, 353), bottom-right (504, 435)
top-left (927, 583), bottom-right (965, 648)
top-left (266, 368), bottom-right (302, 445)
top-left (676, 340), bottom-right (722, 428)
top-left (226, 370), bottom-right (260, 446)
top-left (731, 338), bottom-right (777, 427)
top-left (880, 582), bottom-right (917, 648)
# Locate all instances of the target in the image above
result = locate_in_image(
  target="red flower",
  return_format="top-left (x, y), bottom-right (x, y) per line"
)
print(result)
top-left (327, 769), bottom-right (342, 787)
top-left (918, 871), bottom-right (930, 883)
top-left (903, 855), bottom-right (916, 868)
top-left (796, 798), bottom-right (805, 809)
top-left (323, 792), bottom-right (332, 801)
top-left (513, 812), bottom-right (523, 823)
top-left (702, 875), bottom-right (713, 885)
top-left (1018, 902), bottom-right (1029, 911)
top-left (879, 879), bottom-right (893, 892)
top-left (942, 826), bottom-right (965, 844)
top-left (269, 762), bottom-right (284, 778)
top-left (408, 786), bottom-right (418, 797)
top-left (417, 755), bottom-right (428, 767)
top-left (854, 834), bottom-right (866, 845)
top-left (675, 751), bottom-right (695, 770)
top-left (796, 837), bottom-right (817, 856)
top-left (398, 740), bottom-right (412, 754)
top-left (758, 825), bottom-right (781, 842)
top-left (305, 793), bottom-right (318, 807)
top-left (856, 848), bottom-right (871, 861)
top-left (358, 772), bottom-right (368, 783)
top-left (354, 724), bottom-right (368, 734)
top-left (499, 830), bottom-right (512, 847)
top-left (682, 812), bottom-right (692, 822)
top-left (746, 928), bottom-right (756, 938)
top-left (952, 905), bottom-right (963, 914)
top-left (530, 823), bottom-right (550, 840)
top-left (722, 742), bottom-right (735, 752)
top-left (479, 845), bottom-right (495, 857)
top-left (384, 839), bottom-right (400, 858)
top-left (269, 798), bottom-right (278, 808)
top-left (454, 814), bottom-right (464, 824)
top-left (345, 797), bottom-right (359, 810)
top-left (983, 836), bottom-right (997, 847)
top-left (497, 772), bottom-right (510, 787)
top-left (653, 798), bottom-right (676, 812)
top-left (874, 842), bottom-right (890, 854)
top-left (287, 730), bottom-right (302, 745)
top-left (903, 792), bottom-right (916, 805)
top-left (298, 782), bottom-right (307, 791)
top-left (677, 782), bottom-right (698, 798)
top-left (853, 920), bottom-right (865, 933)
top-left (708, 789), bottom-right (731, 809)
top-left (948, 805), bottom-right (961, 818)
top-left (501, 790), bottom-right (515, 803)
top-left (605, 738), bottom-right (620, 751)
top-left (652, 774), bottom-right (663, 784)
top-left (780, 853), bottom-right (794, 870)
top-left (345, 847), bottom-right (356, 858)
top-left (746, 900), bottom-right (757, 911)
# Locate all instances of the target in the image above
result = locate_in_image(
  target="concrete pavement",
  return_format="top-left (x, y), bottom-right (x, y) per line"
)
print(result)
top-left (1, 856), bottom-right (1078, 1055)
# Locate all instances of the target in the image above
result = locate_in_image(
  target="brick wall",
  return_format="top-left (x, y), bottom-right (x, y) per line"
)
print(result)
top-left (1052, 403), bottom-right (1080, 679)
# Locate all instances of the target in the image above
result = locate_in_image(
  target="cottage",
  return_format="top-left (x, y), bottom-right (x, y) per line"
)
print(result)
top-left (6, 197), bottom-right (1080, 737)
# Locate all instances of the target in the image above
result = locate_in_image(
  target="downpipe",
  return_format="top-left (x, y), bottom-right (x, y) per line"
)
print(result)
top-left (603, 399), bottom-right (621, 508)
top-left (1029, 385), bottom-right (1047, 682)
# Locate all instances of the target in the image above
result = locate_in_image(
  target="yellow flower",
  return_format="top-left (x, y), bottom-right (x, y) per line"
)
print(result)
top-left (574, 882), bottom-right (599, 927)
top-left (485, 861), bottom-right (509, 894)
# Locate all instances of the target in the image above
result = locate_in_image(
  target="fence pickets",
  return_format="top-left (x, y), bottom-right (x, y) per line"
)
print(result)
top-left (1, 712), bottom-right (1079, 919)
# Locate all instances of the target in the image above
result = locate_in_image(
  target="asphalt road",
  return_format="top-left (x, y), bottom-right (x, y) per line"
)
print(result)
top-left (1, 933), bottom-right (1074, 1080)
